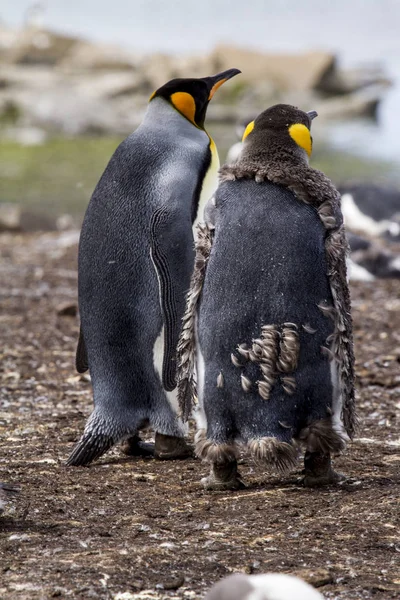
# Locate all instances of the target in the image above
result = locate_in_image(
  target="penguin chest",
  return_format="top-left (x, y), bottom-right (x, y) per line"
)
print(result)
top-left (193, 139), bottom-right (220, 230)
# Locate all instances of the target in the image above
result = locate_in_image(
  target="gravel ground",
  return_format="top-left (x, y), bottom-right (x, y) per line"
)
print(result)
top-left (0, 232), bottom-right (399, 600)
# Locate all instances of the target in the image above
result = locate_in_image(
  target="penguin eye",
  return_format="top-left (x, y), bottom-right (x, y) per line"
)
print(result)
top-left (170, 92), bottom-right (196, 125)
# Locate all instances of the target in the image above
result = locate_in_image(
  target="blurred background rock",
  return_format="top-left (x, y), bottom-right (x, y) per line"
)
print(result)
top-left (0, 0), bottom-right (399, 230)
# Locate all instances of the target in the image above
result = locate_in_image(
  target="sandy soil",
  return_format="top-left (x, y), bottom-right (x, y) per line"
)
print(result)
top-left (0, 232), bottom-right (399, 600)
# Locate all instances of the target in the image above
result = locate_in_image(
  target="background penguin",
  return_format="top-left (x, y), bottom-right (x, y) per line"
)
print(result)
top-left (347, 231), bottom-right (400, 280)
top-left (177, 104), bottom-right (355, 489)
top-left (204, 573), bottom-right (323, 600)
top-left (339, 183), bottom-right (400, 242)
top-left (67, 69), bottom-right (241, 467)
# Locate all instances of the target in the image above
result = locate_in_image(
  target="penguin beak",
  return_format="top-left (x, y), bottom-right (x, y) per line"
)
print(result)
top-left (307, 110), bottom-right (318, 121)
top-left (203, 68), bottom-right (242, 100)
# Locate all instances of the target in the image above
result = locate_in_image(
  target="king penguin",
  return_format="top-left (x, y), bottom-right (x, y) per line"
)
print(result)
top-left (67, 69), bottom-right (241, 467)
top-left (177, 104), bottom-right (356, 489)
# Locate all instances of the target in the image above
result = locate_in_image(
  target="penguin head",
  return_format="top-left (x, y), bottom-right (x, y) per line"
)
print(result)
top-left (149, 68), bottom-right (241, 129)
top-left (242, 104), bottom-right (318, 161)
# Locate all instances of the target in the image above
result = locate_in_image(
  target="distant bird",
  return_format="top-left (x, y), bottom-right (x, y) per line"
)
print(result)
top-left (0, 483), bottom-right (19, 513)
top-left (347, 231), bottom-right (400, 280)
top-left (67, 69), bottom-right (241, 467)
top-left (204, 573), bottom-right (323, 600)
top-left (177, 104), bottom-right (355, 490)
top-left (339, 183), bottom-right (400, 242)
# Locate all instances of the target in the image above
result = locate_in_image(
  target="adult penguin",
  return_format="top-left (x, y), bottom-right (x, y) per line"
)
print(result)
top-left (177, 104), bottom-right (356, 489)
top-left (67, 69), bottom-right (241, 467)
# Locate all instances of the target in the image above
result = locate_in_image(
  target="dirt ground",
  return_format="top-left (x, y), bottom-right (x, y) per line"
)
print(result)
top-left (0, 231), bottom-right (399, 600)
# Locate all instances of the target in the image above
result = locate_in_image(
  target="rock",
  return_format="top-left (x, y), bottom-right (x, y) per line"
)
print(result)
top-left (56, 302), bottom-right (78, 317)
top-left (316, 64), bottom-right (392, 95)
top-left (290, 568), bottom-right (334, 588)
top-left (0, 203), bottom-right (21, 232)
top-left (0, 204), bottom-right (57, 232)
top-left (317, 84), bottom-right (386, 120)
top-left (75, 72), bottom-right (146, 100)
top-left (2, 27), bottom-right (79, 66)
top-left (140, 53), bottom-right (176, 90)
top-left (56, 215), bottom-right (76, 231)
top-left (59, 40), bottom-right (138, 71)
top-left (210, 46), bottom-right (336, 92)
top-left (3, 126), bottom-right (47, 146)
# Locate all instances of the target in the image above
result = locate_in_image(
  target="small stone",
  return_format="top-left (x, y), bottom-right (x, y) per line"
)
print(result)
top-left (57, 302), bottom-right (78, 317)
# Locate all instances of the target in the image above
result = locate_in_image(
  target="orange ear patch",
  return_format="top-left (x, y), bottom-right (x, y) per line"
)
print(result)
top-left (170, 92), bottom-right (196, 124)
top-left (288, 123), bottom-right (312, 156)
top-left (242, 120), bottom-right (255, 141)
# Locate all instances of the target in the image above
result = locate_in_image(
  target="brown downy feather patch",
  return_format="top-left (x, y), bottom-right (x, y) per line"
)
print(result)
top-left (219, 158), bottom-right (356, 437)
top-left (298, 418), bottom-right (347, 455)
top-left (281, 375), bottom-right (296, 395)
top-left (176, 224), bottom-right (213, 422)
top-left (237, 324), bottom-right (299, 400)
top-left (277, 325), bottom-right (299, 373)
top-left (195, 429), bottom-right (237, 464)
top-left (248, 437), bottom-right (298, 472)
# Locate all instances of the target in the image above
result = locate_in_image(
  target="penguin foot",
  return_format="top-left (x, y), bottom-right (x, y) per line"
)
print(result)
top-left (66, 432), bottom-right (114, 466)
top-left (154, 433), bottom-right (193, 460)
top-left (120, 435), bottom-right (155, 457)
top-left (303, 470), bottom-right (345, 488)
top-left (302, 450), bottom-right (346, 487)
top-left (201, 460), bottom-right (246, 491)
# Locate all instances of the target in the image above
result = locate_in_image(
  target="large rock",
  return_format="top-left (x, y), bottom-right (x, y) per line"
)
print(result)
top-left (210, 45), bottom-right (336, 92)
top-left (59, 40), bottom-right (139, 72)
top-left (1, 27), bottom-right (79, 66)
top-left (317, 84), bottom-right (385, 120)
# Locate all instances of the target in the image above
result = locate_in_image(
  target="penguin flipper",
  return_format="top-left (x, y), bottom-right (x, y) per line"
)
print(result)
top-left (76, 326), bottom-right (89, 373)
top-left (150, 205), bottom-right (194, 392)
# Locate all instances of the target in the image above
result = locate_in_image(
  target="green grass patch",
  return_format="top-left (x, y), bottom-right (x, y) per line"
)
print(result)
top-left (0, 136), bottom-right (123, 219)
top-left (1, 134), bottom-right (398, 223)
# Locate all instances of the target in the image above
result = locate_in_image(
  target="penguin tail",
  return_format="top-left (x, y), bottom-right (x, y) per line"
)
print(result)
top-left (248, 437), bottom-right (299, 472)
top-left (66, 411), bottom-right (125, 466)
top-left (66, 432), bottom-right (114, 466)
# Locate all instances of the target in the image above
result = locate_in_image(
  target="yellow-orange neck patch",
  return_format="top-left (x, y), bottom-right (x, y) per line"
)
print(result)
top-left (288, 123), bottom-right (312, 157)
top-left (242, 120), bottom-right (255, 141)
top-left (170, 92), bottom-right (196, 125)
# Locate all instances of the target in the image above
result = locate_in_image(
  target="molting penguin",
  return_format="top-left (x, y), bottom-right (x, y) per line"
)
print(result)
top-left (177, 104), bottom-right (356, 489)
top-left (339, 183), bottom-right (400, 242)
top-left (347, 231), bottom-right (400, 280)
top-left (67, 69), bottom-right (241, 467)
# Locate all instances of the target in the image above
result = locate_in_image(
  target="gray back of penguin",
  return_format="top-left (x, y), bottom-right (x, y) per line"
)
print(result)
top-left (72, 99), bottom-right (211, 463)
top-left (198, 178), bottom-right (335, 443)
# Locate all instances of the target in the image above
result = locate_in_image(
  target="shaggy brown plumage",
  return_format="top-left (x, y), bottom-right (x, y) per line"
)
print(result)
top-left (176, 223), bottom-right (213, 422)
